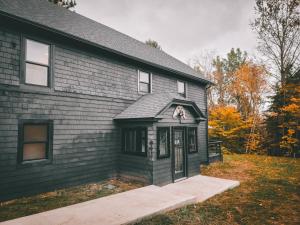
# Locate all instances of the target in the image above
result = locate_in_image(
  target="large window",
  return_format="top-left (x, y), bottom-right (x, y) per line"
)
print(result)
top-left (157, 127), bottom-right (170, 159)
top-left (123, 128), bottom-right (147, 156)
top-left (18, 120), bottom-right (53, 163)
top-left (25, 39), bottom-right (50, 86)
top-left (177, 81), bottom-right (186, 97)
top-left (188, 127), bottom-right (198, 153)
top-left (138, 71), bottom-right (151, 93)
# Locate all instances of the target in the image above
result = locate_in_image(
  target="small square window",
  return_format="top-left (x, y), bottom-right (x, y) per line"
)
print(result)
top-left (157, 127), bottom-right (170, 159)
top-left (177, 81), bottom-right (186, 96)
top-left (138, 71), bottom-right (151, 93)
top-left (18, 120), bottom-right (53, 163)
top-left (25, 39), bottom-right (50, 87)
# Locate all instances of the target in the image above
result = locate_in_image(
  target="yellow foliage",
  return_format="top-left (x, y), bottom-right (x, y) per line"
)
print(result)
top-left (230, 62), bottom-right (268, 118)
top-left (280, 129), bottom-right (299, 154)
top-left (209, 105), bottom-right (262, 153)
top-left (281, 103), bottom-right (300, 113)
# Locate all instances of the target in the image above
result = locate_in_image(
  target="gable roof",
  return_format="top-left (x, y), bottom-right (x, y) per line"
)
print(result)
top-left (114, 92), bottom-right (206, 121)
top-left (0, 0), bottom-right (211, 84)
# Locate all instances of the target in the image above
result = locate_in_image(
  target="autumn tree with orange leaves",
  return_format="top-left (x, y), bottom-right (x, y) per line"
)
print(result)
top-left (194, 48), bottom-right (269, 153)
top-left (192, 0), bottom-right (299, 156)
top-left (230, 62), bottom-right (268, 119)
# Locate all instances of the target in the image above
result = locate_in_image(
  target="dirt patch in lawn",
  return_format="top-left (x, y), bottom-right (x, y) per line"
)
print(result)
top-left (135, 154), bottom-right (300, 225)
top-left (0, 178), bottom-right (145, 222)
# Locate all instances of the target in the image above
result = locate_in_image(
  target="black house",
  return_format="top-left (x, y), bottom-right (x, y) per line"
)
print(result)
top-left (0, 0), bottom-right (212, 201)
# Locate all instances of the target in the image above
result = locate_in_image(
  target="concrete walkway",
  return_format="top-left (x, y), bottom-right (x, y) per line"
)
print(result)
top-left (1, 175), bottom-right (239, 225)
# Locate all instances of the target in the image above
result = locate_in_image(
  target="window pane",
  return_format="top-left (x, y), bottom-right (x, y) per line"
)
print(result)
top-left (26, 63), bottom-right (48, 86)
top-left (26, 39), bottom-right (49, 65)
top-left (125, 131), bottom-right (130, 152)
top-left (139, 82), bottom-right (150, 93)
top-left (125, 130), bottom-right (136, 152)
top-left (124, 129), bottom-right (147, 155)
top-left (188, 128), bottom-right (197, 152)
top-left (178, 81), bottom-right (185, 94)
top-left (159, 129), bottom-right (168, 156)
top-left (139, 71), bottom-right (150, 83)
top-left (23, 143), bottom-right (46, 160)
top-left (24, 124), bottom-right (47, 142)
top-left (141, 129), bottom-right (146, 153)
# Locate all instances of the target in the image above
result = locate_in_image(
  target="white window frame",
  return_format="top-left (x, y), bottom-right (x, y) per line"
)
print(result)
top-left (177, 80), bottom-right (186, 97)
top-left (24, 38), bottom-right (51, 87)
top-left (138, 70), bottom-right (152, 93)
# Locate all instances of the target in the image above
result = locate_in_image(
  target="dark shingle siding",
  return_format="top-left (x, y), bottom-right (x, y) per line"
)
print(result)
top-left (0, 26), bottom-right (208, 199)
top-left (0, 29), bottom-right (20, 86)
top-left (0, 89), bottom-right (132, 199)
top-left (54, 46), bottom-right (138, 100)
top-left (54, 43), bottom-right (207, 112)
top-left (153, 158), bottom-right (173, 185)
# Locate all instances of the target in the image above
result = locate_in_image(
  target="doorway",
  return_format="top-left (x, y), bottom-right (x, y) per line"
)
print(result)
top-left (173, 127), bottom-right (186, 180)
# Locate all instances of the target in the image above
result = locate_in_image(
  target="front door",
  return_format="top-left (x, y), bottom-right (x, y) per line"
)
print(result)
top-left (173, 128), bottom-right (185, 180)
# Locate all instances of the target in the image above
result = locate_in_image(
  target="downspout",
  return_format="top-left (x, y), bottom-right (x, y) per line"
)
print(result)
top-left (205, 83), bottom-right (211, 165)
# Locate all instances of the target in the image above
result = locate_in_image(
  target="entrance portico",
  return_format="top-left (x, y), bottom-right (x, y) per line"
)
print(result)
top-left (114, 92), bottom-right (206, 185)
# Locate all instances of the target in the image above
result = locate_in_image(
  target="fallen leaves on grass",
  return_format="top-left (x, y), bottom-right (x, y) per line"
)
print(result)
top-left (136, 154), bottom-right (300, 225)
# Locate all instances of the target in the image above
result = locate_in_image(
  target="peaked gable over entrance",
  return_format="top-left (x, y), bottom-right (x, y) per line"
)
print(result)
top-left (114, 93), bottom-right (206, 123)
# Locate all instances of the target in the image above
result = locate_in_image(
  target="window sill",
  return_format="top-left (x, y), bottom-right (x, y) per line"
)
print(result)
top-left (157, 155), bottom-right (170, 160)
top-left (122, 152), bottom-right (147, 157)
top-left (138, 91), bottom-right (151, 95)
top-left (17, 158), bottom-right (52, 168)
top-left (19, 84), bottom-right (53, 93)
top-left (188, 151), bottom-right (198, 154)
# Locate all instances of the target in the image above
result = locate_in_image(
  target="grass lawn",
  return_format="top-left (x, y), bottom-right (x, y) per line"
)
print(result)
top-left (136, 154), bottom-right (300, 225)
top-left (1, 155), bottom-right (299, 224)
top-left (0, 178), bottom-right (144, 222)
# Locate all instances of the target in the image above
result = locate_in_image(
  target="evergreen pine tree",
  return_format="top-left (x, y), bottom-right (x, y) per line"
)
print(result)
top-left (265, 70), bottom-right (300, 156)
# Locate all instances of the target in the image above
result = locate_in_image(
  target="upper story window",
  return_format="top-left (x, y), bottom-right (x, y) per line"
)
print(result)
top-left (177, 81), bottom-right (186, 97)
top-left (25, 39), bottom-right (50, 86)
top-left (138, 71), bottom-right (151, 93)
top-left (18, 120), bottom-right (53, 163)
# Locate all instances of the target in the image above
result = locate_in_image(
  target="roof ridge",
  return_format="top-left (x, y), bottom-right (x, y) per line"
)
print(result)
top-left (0, 0), bottom-right (210, 83)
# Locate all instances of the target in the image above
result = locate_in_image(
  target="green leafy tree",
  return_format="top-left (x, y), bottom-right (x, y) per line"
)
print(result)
top-left (223, 48), bottom-right (247, 75)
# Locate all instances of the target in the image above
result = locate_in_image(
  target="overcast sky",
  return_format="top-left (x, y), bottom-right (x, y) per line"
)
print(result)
top-left (75, 0), bottom-right (258, 63)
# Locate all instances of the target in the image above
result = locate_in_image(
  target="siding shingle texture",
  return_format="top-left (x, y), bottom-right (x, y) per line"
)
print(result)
top-left (0, 27), bottom-right (208, 200)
